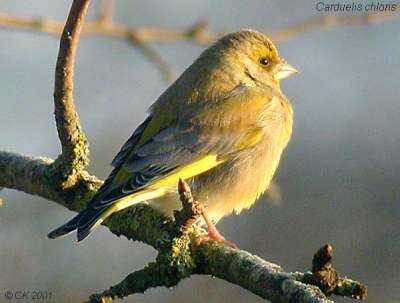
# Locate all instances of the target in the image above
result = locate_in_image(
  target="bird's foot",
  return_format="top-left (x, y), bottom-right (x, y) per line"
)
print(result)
top-left (200, 227), bottom-right (237, 248)
top-left (200, 210), bottom-right (237, 248)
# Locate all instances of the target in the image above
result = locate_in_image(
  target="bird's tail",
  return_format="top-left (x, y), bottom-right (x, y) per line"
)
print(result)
top-left (47, 212), bottom-right (83, 239)
top-left (76, 207), bottom-right (113, 242)
top-left (48, 188), bottom-right (164, 241)
top-left (47, 206), bottom-right (114, 242)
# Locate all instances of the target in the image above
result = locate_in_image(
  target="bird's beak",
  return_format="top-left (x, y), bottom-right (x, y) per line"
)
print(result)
top-left (274, 61), bottom-right (298, 80)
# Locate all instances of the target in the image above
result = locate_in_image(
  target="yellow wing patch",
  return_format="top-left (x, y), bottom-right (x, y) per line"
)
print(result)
top-left (110, 154), bottom-right (226, 213)
top-left (147, 154), bottom-right (224, 190)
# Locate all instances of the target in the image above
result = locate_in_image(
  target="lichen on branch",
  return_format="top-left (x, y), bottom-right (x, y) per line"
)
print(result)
top-left (52, 0), bottom-right (91, 189)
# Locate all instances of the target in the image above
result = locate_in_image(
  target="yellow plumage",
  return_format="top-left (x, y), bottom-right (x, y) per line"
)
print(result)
top-left (48, 29), bottom-right (297, 241)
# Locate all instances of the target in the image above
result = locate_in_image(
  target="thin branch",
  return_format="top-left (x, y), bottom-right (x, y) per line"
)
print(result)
top-left (85, 263), bottom-right (170, 303)
top-left (1, 10), bottom-right (397, 86)
top-left (0, 11), bottom-right (398, 45)
top-left (173, 178), bottom-right (204, 233)
top-left (52, 0), bottom-right (91, 188)
top-left (99, 0), bottom-right (114, 26)
top-left (0, 12), bottom-right (216, 43)
top-left (269, 12), bottom-right (400, 42)
top-left (299, 244), bottom-right (367, 299)
top-left (1, 10), bottom-right (397, 85)
top-left (128, 33), bottom-right (176, 82)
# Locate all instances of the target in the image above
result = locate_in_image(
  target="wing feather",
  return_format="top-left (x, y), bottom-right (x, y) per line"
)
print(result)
top-left (111, 116), bottom-right (152, 167)
top-left (88, 123), bottom-right (239, 212)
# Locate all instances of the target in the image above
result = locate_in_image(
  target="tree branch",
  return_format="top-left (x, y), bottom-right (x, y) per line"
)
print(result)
top-left (0, 10), bottom-right (398, 45)
top-left (85, 262), bottom-right (172, 303)
top-left (128, 32), bottom-right (175, 82)
top-left (0, 150), bottom-right (367, 302)
top-left (1, 9), bottom-right (397, 85)
top-left (269, 12), bottom-right (399, 42)
top-left (52, 0), bottom-right (91, 188)
top-left (0, 2), bottom-right (371, 302)
top-left (0, 12), bottom-right (215, 44)
top-left (86, 244), bottom-right (333, 303)
top-left (0, 150), bottom-right (101, 212)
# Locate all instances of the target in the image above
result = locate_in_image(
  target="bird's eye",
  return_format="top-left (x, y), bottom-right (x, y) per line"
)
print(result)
top-left (259, 57), bottom-right (270, 66)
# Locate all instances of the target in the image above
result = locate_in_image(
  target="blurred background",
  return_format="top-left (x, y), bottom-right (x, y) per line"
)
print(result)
top-left (1, 1), bottom-right (399, 302)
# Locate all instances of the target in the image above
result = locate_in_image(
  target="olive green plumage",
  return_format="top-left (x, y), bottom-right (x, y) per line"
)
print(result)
top-left (48, 29), bottom-right (297, 241)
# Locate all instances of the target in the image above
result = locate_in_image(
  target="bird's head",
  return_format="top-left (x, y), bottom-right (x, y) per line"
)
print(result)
top-left (200, 29), bottom-right (298, 89)
top-left (152, 29), bottom-right (298, 115)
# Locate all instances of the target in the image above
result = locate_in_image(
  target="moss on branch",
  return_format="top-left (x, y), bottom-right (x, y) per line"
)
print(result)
top-left (0, 149), bottom-right (368, 302)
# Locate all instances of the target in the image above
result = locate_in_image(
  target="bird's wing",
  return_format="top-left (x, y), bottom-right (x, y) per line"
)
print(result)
top-left (87, 86), bottom-right (272, 212)
top-left (89, 129), bottom-right (265, 214)
top-left (94, 108), bottom-right (178, 199)
top-left (110, 116), bottom-right (152, 168)
top-left (89, 124), bottom-right (236, 211)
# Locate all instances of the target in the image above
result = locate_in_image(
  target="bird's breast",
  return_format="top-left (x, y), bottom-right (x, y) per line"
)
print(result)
top-left (191, 95), bottom-right (293, 222)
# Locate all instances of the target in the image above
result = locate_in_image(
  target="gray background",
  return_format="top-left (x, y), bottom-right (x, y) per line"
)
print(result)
top-left (1, 1), bottom-right (399, 302)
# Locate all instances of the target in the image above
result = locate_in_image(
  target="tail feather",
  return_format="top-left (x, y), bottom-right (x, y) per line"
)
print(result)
top-left (48, 207), bottom-right (109, 241)
top-left (47, 212), bottom-right (82, 239)
top-left (48, 186), bottom-right (155, 241)
top-left (76, 208), bottom-right (110, 242)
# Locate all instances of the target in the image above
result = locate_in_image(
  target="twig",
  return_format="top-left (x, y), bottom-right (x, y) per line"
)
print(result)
top-left (1, 9), bottom-right (397, 84)
top-left (0, 11), bottom-right (398, 45)
top-left (52, 0), bottom-right (91, 188)
top-left (99, 0), bottom-right (114, 26)
top-left (0, 12), bottom-right (216, 43)
top-left (173, 178), bottom-right (204, 233)
top-left (299, 244), bottom-right (368, 300)
top-left (85, 262), bottom-right (172, 303)
top-left (270, 12), bottom-right (399, 42)
top-left (128, 32), bottom-right (176, 82)
top-left (311, 244), bottom-right (339, 294)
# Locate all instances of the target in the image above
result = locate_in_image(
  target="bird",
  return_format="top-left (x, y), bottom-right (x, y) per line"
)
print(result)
top-left (48, 29), bottom-right (297, 244)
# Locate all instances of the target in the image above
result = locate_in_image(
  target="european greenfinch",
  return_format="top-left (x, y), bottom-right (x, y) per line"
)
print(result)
top-left (48, 29), bottom-right (297, 242)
